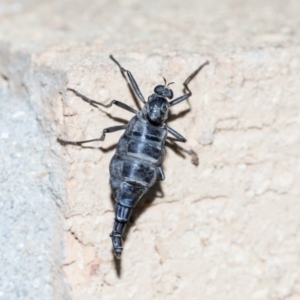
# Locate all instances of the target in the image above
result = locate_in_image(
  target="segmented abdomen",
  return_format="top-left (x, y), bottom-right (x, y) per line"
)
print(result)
top-left (109, 114), bottom-right (167, 206)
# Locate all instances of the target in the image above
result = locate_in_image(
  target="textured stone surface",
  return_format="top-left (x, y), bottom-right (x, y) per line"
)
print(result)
top-left (0, 78), bottom-right (68, 299)
top-left (0, 0), bottom-right (300, 299)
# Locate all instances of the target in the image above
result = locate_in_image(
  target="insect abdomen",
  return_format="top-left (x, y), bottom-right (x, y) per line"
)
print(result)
top-left (116, 114), bottom-right (167, 163)
top-left (109, 114), bottom-right (167, 257)
top-left (109, 114), bottom-right (167, 193)
top-left (110, 154), bottom-right (157, 187)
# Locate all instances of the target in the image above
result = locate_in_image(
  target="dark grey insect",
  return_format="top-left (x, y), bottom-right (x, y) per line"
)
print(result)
top-left (58, 55), bottom-right (209, 259)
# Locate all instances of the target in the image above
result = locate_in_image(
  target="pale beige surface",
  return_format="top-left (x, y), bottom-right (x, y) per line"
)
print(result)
top-left (1, 0), bottom-right (300, 299)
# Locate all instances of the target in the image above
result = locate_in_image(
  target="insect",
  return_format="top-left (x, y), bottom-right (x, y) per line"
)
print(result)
top-left (58, 55), bottom-right (209, 259)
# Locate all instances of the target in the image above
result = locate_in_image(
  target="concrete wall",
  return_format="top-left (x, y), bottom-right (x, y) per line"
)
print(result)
top-left (0, 0), bottom-right (300, 299)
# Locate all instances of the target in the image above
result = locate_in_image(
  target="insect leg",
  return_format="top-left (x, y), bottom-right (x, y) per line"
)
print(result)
top-left (169, 61), bottom-right (209, 107)
top-left (156, 166), bottom-right (165, 181)
top-left (67, 88), bottom-right (138, 114)
top-left (166, 125), bottom-right (186, 142)
top-left (166, 140), bottom-right (199, 166)
top-left (110, 55), bottom-right (146, 104)
top-left (57, 125), bottom-right (127, 146)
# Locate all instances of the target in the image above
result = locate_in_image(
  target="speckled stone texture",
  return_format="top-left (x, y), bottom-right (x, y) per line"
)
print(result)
top-left (0, 0), bottom-right (300, 299)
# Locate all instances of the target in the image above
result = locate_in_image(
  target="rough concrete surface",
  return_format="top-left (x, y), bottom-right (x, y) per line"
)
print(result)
top-left (0, 82), bottom-right (69, 300)
top-left (0, 0), bottom-right (300, 299)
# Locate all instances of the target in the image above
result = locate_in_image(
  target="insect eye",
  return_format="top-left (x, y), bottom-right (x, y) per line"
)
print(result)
top-left (166, 89), bottom-right (173, 99)
top-left (154, 85), bottom-right (165, 95)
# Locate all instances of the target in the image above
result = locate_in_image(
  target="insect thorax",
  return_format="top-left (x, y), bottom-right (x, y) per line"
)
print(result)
top-left (117, 114), bottom-right (167, 165)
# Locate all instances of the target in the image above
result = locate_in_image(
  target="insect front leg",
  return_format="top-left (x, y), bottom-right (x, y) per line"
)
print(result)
top-left (57, 125), bottom-right (127, 146)
top-left (110, 55), bottom-right (146, 104)
top-left (169, 61), bottom-right (209, 107)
